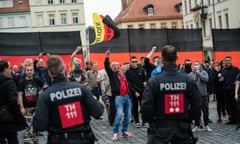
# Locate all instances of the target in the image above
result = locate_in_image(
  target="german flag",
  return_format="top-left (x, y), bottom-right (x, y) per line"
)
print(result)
top-left (90, 29), bottom-right (203, 69)
top-left (213, 29), bottom-right (240, 67)
top-left (91, 13), bottom-right (120, 45)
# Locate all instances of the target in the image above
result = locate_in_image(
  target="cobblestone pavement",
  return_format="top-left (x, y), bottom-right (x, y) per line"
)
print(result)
top-left (91, 99), bottom-right (240, 144)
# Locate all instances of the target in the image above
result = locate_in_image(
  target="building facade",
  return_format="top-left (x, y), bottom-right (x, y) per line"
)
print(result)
top-left (182, 0), bottom-right (240, 61)
top-left (116, 0), bottom-right (183, 29)
top-left (0, 0), bottom-right (31, 32)
top-left (29, 0), bottom-right (87, 59)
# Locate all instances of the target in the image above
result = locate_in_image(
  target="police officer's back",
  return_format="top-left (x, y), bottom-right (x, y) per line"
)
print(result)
top-left (33, 55), bottom-right (104, 144)
top-left (141, 45), bottom-right (201, 144)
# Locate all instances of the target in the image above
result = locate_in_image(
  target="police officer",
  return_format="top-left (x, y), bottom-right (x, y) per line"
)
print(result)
top-left (141, 45), bottom-right (201, 144)
top-left (33, 55), bottom-right (104, 144)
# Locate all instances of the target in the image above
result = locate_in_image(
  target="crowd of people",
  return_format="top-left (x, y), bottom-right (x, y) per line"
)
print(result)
top-left (0, 45), bottom-right (240, 144)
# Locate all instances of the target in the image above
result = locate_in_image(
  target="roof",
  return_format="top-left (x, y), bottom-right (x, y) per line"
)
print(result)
top-left (115, 0), bottom-right (182, 24)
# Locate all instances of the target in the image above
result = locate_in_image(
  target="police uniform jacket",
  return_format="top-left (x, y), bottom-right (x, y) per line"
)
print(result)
top-left (141, 64), bottom-right (201, 123)
top-left (32, 76), bottom-right (104, 134)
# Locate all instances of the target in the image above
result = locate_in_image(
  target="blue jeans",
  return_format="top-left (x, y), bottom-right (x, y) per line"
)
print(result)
top-left (113, 95), bottom-right (131, 134)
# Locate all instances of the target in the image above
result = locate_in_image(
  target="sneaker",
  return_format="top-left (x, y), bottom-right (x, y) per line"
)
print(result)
top-left (112, 134), bottom-right (118, 141)
top-left (135, 123), bottom-right (141, 128)
top-left (192, 126), bottom-right (201, 132)
top-left (205, 125), bottom-right (212, 132)
top-left (122, 132), bottom-right (133, 138)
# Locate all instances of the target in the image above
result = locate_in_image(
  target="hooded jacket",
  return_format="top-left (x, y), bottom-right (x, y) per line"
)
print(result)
top-left (0, 73), bottom-right (27, 132)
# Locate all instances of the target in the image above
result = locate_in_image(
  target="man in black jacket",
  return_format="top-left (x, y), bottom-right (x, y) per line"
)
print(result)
top-left (33, 55), bottom-right (104, 144)
top-left (141, 45), bottom-right (201, 144)
top-left (0, 60), bottom-right (26, 144)
top-left (126, 56), bottom-right (147, 127)
top-left (222, 56), bottom-right (239, 124)
top-left (104, 49), bottom-right (133, 141)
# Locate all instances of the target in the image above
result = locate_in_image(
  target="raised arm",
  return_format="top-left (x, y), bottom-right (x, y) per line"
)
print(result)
top-left (70, 46), bottom-right (82, 62)
top-left (146, 46), bottom-right (157, 58)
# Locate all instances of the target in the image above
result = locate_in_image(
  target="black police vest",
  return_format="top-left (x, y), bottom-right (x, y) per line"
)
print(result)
top-left (47, 83), bottom-right (90, 133)
top-left (154, 72), bottom-right (189, 120)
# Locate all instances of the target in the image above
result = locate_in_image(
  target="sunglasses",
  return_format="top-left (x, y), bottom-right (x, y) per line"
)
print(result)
top-left (131, 61), bottom-right (138, 63)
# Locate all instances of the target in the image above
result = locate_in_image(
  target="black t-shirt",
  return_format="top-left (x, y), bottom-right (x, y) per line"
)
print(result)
top-left (18, 78), bottom-right (43, 108)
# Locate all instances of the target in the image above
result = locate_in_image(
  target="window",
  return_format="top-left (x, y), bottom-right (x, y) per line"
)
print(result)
top-left (18, 0), bottom-right (23, 4)
top-left (202, 22), bottom-right (206, 36)
top-left (190, 24), bottom-right (193, 28)
top-left (172, 22), bottom-right (177, 29)
top-left (8, 17), bottom-right (14, 27)
top-left (161, 22), bottom-right (167, 29)
top-left (0, 17), bottom-right (3, 28)
top-left (60, 0), bottom-right (65, 4)
top-left (208, 0), bottom-right (211, 5)
top-left (218, 15), bottom-right (222, 28)
top-left (48, 0), bottom-right (53, 4)
top-left (189, 0), bottom-right (192, 9)
top-left (36, 14), bottom-right (44, 26)
top-left (184, 0), bottom-right (188, 14)
top-left (196, 22), bottom-right (199, 28)
top-left (194, 0), bottom-right (197, 6)
top-left (138, 24), bottom-right (144, 29)
top-left (150, 23), bottom-right (156, 29)
top-left (72, 13), bottom-right (78, 24)
top-left (0, 0), bottom-right (13, 8)
top-left (225, 13), bottom-right (229, 28)
top-left (127, 25), bottom-right (133, 28)
top-left (35, 0), bottom-right (42, 5)
top-left (209, 18), bottom-right (212, 29)
top-left (72, 0), bottom-right (77, 3)
top-left (147, 7), bottom-right (154, 16)
top-left (49, 14), bottom-right (55, 26)
top-left (19, 16), bottom-right (26, 27)
top-left (61, 14), bottom-right (67, 25)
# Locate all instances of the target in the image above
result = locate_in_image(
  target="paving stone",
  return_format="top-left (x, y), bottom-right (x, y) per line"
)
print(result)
top-left (91, 100), bottom-right (240, 144)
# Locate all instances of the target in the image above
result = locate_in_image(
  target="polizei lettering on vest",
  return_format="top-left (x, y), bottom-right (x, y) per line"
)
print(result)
top-left (50, 88), bottom-right (82, 101)
top-left (160, 82), bottom-right (186, 91)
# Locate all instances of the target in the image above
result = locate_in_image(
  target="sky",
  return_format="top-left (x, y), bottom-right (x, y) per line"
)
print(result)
top-left (84, 0), bottom-right (122, 26)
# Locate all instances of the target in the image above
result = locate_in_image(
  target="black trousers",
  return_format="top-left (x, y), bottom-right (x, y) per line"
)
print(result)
top-left (195, 96), bottom-right (210, 126)
top-left (147, 123), bottom-right (192, 144)
top-left (215, 86), bottom-right (226, 118)
top-left (224, 90), bottom-right (238, 123)
top-left (132, 94), bottom-right (142, 123)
